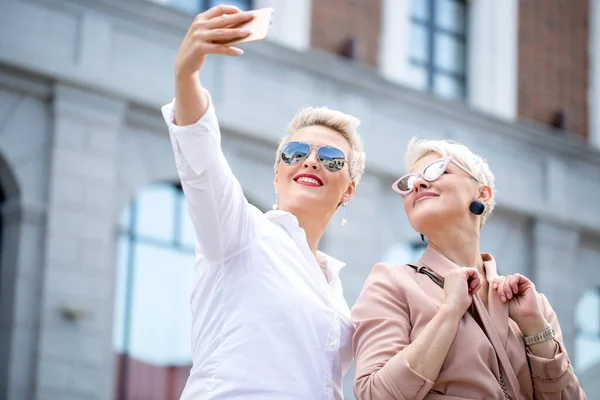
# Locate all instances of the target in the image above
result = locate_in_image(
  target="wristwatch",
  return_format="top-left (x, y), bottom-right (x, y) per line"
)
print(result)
top-left (523, 325), bottom-right (555, 346)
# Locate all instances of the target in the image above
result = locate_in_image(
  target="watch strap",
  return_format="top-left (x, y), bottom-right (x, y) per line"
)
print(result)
top-left (523, 325), bottom-right (555, 346)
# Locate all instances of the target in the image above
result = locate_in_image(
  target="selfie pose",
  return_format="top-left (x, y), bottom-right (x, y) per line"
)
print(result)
top-left (162, 5), bottom-right (366, 399)
top-left (351, 138), bottom-right (586, 399)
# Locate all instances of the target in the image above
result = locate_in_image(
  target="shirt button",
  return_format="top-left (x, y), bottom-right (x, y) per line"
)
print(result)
top-left (327, 380), bottom-right (333, 388)
top-left (330, 342), bottom-right (336, 349)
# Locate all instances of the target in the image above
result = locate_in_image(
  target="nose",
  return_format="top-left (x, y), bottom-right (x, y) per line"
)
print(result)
top-left (302, 148), bottom-right (320, 170)
top-left (412, 175), bottom-right (431, 193)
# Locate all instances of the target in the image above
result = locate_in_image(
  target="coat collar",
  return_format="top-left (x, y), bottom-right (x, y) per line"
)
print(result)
top-left (418, 245), bottom-right (498, 281)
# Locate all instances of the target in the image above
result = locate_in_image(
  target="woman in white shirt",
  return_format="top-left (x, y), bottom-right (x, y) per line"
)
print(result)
top-left (162, 5), bottom-right (366, 399)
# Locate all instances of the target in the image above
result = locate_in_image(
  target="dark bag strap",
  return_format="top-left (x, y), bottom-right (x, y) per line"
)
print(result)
top-left (406, 263), bottom-right (445, 289)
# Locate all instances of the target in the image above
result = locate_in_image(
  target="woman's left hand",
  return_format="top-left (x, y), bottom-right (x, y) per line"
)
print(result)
top-left (492, 273), bottom-right (549, 335)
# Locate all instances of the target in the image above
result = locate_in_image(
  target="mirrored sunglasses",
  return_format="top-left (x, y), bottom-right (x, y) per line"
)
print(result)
top-left (280, 141), bottom-right (347, 172)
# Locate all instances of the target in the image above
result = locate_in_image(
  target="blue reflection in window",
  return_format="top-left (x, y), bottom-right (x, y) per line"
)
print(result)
top-left (575, 289), bottom-right (600, 372)
top-left (113, 182), bottom-right (197, 399)
top-left (409, 0), bottom-right (467, 101)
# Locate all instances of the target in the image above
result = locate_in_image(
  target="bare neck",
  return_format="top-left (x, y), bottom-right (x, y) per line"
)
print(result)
top-left (293, 208), bottom-right (332, 263)
top-left (427, 228), bottom-right (485, 277)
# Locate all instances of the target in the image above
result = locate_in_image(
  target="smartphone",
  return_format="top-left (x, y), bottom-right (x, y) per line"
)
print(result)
top-left (223, 7), bottom-right (274, 46)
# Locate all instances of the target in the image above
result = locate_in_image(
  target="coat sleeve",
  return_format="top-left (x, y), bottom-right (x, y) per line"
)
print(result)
top-left (352, 263), bottom-right (434, 400)
top-left (528, 293), bottom-right (587, 399)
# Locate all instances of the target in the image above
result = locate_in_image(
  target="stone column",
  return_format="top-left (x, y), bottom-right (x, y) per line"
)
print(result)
top-left (532, 219), bottom-right (580, 357)
top-left (35, 84), bottom-right (125, 400)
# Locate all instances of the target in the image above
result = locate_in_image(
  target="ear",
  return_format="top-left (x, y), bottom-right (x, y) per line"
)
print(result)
top-left (477, 185), bottom-right (493, 204)
top-left (342, 180), bottom-right (357, 203)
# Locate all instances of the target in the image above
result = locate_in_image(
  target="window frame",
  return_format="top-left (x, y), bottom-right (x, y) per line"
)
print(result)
top-left (115, 182), bottom-right (195, 400)
top-left (409, 0), bottom-right (469, 100)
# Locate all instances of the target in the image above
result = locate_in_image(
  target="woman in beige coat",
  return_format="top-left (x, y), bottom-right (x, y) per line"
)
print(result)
top-left (351, 138), bottom-right (586, 399)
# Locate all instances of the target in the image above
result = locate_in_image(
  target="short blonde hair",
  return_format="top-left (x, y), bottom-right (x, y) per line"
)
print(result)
top-left (274, 107), bottom-right (366, 185)
top-left (404, 137), bottom-right (496, 226)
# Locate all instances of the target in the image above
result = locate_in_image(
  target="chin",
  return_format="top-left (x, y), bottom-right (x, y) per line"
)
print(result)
top-left (409, 205), bottom-right (465, 234)
top-left (410, 206), bottom-right (449, 232)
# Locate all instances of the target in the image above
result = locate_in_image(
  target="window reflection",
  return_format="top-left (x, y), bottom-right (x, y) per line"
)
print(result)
top-left (434, 72), bottom-right (464, 100)
top-left (435, 0), bottom-right (466, 34)
top-left (575, 289), bottom-right (600, 372)
top-left (134, 185), bottom-right (176, 242)
top-left (382, 242), bottom-right (427, 266)
top-left (410, 0), bottom-right (467, 100)
top-left (434, 33), bottom-right (465, 73)
top-left (113, 182), bottom-right (196, 400)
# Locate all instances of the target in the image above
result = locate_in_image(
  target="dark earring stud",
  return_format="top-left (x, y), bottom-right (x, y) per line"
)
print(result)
top-left (469, 200), bottom-right (485, 215)
top-left (420, 234), bottom-right (425, 242)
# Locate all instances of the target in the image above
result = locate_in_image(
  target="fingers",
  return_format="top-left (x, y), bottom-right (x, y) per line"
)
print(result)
top-left (207, 11), bottom-right (254, 29)
top-left (201, 27), bottom-right (251, 44)
top-left (493, 274), bottom-right (530, 303)
top-left (203, 43), bottom-right (245, 56)
top-left (493, 276), bottom-right (506, 303)
top-left (463, 268), bottom-right (481, 294)
top-left (508, 275), bottom-right (519, 295)
top-left (202, 4), bottom-right (243, 20)
top-left (467, 268), bottom-right (481, 294)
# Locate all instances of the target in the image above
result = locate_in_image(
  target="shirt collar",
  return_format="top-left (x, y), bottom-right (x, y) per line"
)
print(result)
top-left (265, 210), bottom-right (347, 280)
top-left (419, 245), bottom-right (497, 281)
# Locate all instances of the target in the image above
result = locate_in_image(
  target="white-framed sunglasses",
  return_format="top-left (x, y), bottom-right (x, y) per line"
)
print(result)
top-left (391, 156), bottom-right (480, 196)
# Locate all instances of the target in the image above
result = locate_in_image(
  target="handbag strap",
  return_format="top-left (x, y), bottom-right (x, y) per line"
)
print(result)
top-left (406, 263), bottom-right (445, 288)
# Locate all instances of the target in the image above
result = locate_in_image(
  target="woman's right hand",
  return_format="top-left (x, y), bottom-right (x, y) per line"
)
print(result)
top-left (443, 267), bottom-right (481, 317)
top-left (175, 4), bottom-right (254, 78)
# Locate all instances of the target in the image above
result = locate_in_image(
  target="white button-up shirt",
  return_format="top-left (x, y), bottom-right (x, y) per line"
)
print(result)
top-left (161, 92), bottom-right (354, 400)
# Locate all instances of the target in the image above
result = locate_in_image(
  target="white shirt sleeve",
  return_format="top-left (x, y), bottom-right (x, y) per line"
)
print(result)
top-left (161, 89), bottom-right (263, 265)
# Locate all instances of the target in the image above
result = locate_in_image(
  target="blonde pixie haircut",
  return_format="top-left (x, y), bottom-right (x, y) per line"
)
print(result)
top-left (274, 106), bottom-right (366, 185)
top-left (404, 137), bottom-right (496, 226)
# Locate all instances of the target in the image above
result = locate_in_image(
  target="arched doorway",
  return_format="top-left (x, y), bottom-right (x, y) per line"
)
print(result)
top-left (113, 182), bottom-right (196, 400)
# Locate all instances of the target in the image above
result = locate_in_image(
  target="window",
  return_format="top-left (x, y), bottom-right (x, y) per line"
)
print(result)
top-left (575, 289), bottom-right (600, 372)
top-left (113, 183), bottom-right (196, 400)
top-left (409, 0), bottom-right (468, 100)
top-left (382, 241), bottom-right (427, 266)
top-left (148, 0), bottom-right (252, 14)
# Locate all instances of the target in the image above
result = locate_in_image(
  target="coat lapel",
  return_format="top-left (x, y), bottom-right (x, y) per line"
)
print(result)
top-left (419, 248), bottom-right (520, 398)
top-left (473, 294), bottom-right (520, 399)
top-left (482, 254), bottom-right (510, 348)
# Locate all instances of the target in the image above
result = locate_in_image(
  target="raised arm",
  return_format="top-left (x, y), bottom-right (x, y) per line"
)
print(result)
top-left (162, 5), bottom-right (260, 265)
top-left (352, 264), bottom-right (481, 400)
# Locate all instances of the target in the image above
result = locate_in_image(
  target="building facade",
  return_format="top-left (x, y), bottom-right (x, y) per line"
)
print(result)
top-left (0, 0), bottom-right (599, 399)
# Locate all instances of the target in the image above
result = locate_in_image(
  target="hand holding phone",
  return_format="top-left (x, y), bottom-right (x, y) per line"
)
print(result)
top-left (221, 7), bottom-right (274, 46)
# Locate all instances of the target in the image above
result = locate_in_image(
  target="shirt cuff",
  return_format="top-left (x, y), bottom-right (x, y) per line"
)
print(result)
top-left (383, 350), bottom-right (435, 399)
top-left (528, 340), bottom-right (574, 391)
top-left (161, 89), bottom-right (220, 175)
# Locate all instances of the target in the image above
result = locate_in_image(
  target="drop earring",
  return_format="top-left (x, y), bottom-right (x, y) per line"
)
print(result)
top-left (272, 193), bottom-right (279, 210)
top-left (340, 199), bottom-right (348, 226)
